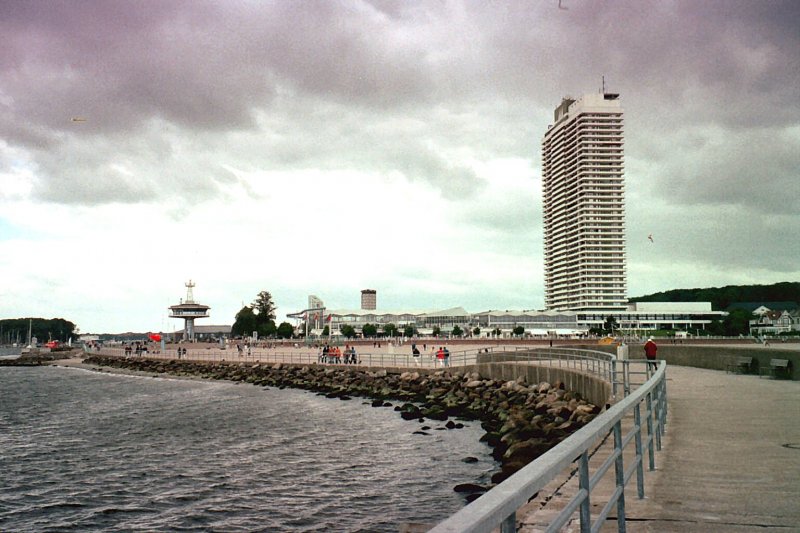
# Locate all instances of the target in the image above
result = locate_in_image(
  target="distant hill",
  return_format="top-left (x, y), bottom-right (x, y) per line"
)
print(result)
top-left (630, 282), bottom-right (800, 311)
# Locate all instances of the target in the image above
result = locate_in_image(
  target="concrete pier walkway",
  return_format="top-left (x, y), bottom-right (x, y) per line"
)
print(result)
top-left (623, 366), bottom-right (800, 532)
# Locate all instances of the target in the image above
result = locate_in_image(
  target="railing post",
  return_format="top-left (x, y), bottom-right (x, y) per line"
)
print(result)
top-left (634, 403), bottom-right (645, 499)
top-left (579, 451), bottom-right (591, 533)
top-left (501, 511), bottom-right (515, 533)
top-left (659, 375), bottom-right (668, 435)
top-left (653, 382), bottom-right (663, 452)
top-left (613, 421), bottom-right (627, 532)
top-left (623, 360), bottom-right (631, 397)
top-left (645, 392), bottom-right (655, 470)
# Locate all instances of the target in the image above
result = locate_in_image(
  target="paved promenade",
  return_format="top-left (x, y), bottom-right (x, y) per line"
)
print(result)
top-left (623, 365), bottom-right (800, 532)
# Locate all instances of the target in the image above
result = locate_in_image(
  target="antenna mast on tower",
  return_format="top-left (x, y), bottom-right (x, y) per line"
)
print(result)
top-left (185, 279), bottom-right (196, 304)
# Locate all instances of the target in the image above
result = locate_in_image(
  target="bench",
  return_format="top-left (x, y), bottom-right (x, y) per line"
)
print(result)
top-left (766, 358), bottom-right (792, 379)
top-left (727, 356), bottom-right (754, 374)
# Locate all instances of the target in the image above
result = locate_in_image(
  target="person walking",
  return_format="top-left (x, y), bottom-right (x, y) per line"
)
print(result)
top-left (644, 337), bottom-right (658, 370)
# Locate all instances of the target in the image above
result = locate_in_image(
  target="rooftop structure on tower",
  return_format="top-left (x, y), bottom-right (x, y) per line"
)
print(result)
top-left (169, 280), bottom-right (210, 341)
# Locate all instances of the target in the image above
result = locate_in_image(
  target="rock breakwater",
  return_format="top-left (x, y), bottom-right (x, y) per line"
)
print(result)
top-left (0, 349), bottom-right (82, 366)
top-left (82, 355), bottom-right (601, 497)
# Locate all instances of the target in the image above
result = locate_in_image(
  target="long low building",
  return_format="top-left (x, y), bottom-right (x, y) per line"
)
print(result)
top-left (289, 302), bottom-right (726, 337)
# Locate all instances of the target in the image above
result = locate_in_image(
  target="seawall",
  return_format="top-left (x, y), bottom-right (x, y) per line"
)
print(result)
top-left (559, 343), bottom-right (799, 380)
top-left (654, 344), bottom-right (798, 378)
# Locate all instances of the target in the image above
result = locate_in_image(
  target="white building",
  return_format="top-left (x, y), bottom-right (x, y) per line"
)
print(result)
top-left (542, 92), bottom-right (627, 311)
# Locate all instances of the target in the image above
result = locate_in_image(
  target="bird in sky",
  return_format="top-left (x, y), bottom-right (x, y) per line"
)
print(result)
top-left (648, 234), bottom-right (654, 243)
top-left (558, 0), bottom-right (568, 9)
top-left (70, 117), bottom-right (86, 122)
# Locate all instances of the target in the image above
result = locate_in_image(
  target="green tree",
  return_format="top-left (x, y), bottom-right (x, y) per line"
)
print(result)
top-left (452, 325), bottom-right (463, 337)
top-left (706, 319), bottom-right (724, 336)
top-left (603, 316), bottom-right (619, 334)
top-left (322, 325), bottom-right (330, 336)
top-left (231, 306), bottom-right (257, 337)
top-left (723, 309), bottom-right (754, 336)
top-left (276, 322), bottom-right (294, 339)
top-left (340, 324), bottom-right (357, 339)
top-left (257, 320), bottom-right (277, 339)
top-left (432, 326), bottom-right (441, 337)
top-left (252, 291), bottom-right (277, 322)
top-left (513, 325), bottom-right (525, 336)
top-left (472, 326), bottom-right (481, 336)
top-left (492, 327), bottom-right (502, 336)
top-left (403, 325), bottom-right (416, 338)
top-left (383, 323), bottom-right (398, 337)
top-left (362, 323), bottom-right (377, 337)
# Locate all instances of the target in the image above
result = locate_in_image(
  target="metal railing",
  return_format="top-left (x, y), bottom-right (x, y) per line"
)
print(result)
top-left (429, 359), bottom-right (667, 533)
top-left (93, 345), bottom-right (613, 375)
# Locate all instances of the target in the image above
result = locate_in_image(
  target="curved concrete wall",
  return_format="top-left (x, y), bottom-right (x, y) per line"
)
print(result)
top-left (473, 363), bottom-right (612, 407)
top-left (381, 363), bottom-right (612, 407)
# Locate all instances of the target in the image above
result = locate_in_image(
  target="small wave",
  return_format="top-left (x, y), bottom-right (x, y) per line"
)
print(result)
top-left (95, 506), bottom-right (151, 515)
top-left (40, 501), bottom-right (87, 510)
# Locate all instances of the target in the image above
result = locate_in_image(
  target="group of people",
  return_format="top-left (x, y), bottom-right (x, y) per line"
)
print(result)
top-left (410, 345), bottom-right (450, 367)
top-left (318, 344), bottom-right (358, 365)
top-left (123, 342), bottom-right (148, 357)
top-left (236, 343), bottom-right (252, 356)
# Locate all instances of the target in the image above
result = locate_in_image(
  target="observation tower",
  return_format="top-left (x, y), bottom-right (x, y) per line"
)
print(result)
top-left (169, 280), bottom-right (210, 341)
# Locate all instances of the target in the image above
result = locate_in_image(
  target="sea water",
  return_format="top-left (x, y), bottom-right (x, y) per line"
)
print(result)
top-left (0, 366), bottom-right (495, 532)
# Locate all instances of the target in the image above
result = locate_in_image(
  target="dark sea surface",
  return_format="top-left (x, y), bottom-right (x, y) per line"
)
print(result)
top-left (0, 366), bottom-right (496, 532)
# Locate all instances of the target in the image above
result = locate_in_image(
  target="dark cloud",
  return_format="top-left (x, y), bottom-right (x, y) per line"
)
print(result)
top-left (0, 0), bottom-right (797, 220)
top-left (648, 128), bottom-right (800, 214)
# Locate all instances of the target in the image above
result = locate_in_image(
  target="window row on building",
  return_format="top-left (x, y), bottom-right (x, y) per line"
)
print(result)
top-left (298, 303), bottom-right (726, 337)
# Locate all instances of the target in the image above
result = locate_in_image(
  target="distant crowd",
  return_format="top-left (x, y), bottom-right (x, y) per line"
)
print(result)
top-left (319, 344), bottom-right (359, 364)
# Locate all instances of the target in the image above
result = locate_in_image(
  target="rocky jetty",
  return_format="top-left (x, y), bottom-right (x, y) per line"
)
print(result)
top-left (0, 348), bottom-right (82, 366)
top-left (82, 355), bottom-right (601, 497)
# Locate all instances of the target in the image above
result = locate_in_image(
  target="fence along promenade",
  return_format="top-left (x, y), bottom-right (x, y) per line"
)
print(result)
top-left (93, 345), bottom-right (665, 531)
top-left (94, 344), bottom-right (615, 377)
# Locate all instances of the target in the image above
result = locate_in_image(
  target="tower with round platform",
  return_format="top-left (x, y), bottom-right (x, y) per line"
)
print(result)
top-left (169, 280), bottom-right (210, 342)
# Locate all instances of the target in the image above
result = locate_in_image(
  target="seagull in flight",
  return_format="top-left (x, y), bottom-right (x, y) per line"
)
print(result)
top-left (70, 117), bottom-right (87, 122)
top-left (558, 0), bottom-right (568, 9)
top-left (648, 234), bottom-right (654, 243)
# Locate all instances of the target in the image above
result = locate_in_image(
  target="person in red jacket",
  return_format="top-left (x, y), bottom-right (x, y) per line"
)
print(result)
top-left (644, 338), bottom-right (658, 370)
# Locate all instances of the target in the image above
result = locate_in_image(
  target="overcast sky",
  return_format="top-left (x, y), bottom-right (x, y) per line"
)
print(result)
top-left (1, 0), bottom-right (798, 334)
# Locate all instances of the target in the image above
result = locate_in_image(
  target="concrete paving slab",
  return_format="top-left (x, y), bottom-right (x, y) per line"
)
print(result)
top-left (621, 366), bottom-right (800, 532)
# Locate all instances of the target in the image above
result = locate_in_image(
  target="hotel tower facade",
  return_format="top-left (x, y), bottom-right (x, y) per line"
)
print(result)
top-left (542, 92), bottom-right (627, 311)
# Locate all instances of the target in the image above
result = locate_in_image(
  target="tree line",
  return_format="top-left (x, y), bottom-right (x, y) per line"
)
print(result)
top-left (630, 281), bottom-right (800, 311)
top-left (0, 317), bottom-right (77, 345)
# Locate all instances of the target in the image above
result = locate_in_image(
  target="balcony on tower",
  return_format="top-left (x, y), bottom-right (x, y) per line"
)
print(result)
top-left (169, 280), bottom-right (210, 341)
